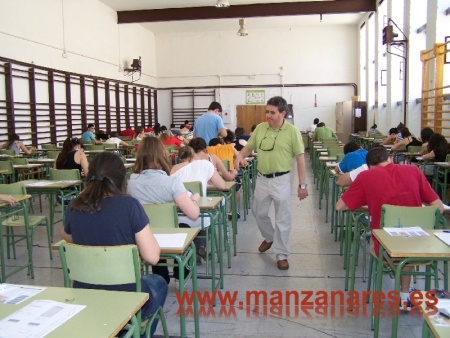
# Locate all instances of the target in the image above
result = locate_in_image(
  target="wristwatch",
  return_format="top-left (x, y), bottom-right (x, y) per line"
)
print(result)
top-left (299, 184), bottom-right (307, 189)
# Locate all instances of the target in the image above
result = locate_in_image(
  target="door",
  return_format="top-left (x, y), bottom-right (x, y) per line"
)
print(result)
top-left (236, 105), bottom-right (266, 135)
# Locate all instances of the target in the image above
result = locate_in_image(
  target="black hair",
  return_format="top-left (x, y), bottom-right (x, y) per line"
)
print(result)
top-left (266, 96), bottom-right (288, 113)
top-left (313, 118), bottom-right (319, 124)
top-left (420, 127), bottom-right (434, 143)
top-left (366, 146), bottom-right (389, 166)
top-left (189, 138), bottom-right (207, 153)
top-left (317, 122), bottom-right (325, 128)
top-left (209, 138), bottom-right (222, 146)
top-left (343, 142), bottom-right (359, 155)
top-left (208, 101), bottom-right (222, 112)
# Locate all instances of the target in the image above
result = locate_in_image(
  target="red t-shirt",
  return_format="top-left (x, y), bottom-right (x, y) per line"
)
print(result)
top-left (163, 136), bottom-right (182, 148)
top-left (144, 127), bottom-right (154, 133)
top-left (341, 163), bottom-right (439, 255)
top-left (120, 129), bottom-right (135, 139)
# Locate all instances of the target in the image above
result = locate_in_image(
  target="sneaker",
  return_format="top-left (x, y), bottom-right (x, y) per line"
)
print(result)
top-left (399, 297), bottom-right (413, 311)
top-left (227, 212), bottom-right (241, 220)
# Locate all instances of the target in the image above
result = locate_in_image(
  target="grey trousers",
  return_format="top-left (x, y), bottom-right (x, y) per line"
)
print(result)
top-left (252, 172), bottom-right (292, 260)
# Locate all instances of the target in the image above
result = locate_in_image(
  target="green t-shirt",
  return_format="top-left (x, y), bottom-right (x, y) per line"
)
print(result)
top-left (312, 126), bottom-right (336, 141)
top-left (247, 121), bottom-right (304, 174)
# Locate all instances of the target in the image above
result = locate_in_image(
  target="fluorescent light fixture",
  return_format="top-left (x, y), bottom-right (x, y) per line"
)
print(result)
top-left (237, 18), bottom-right (248, 36)
top-left (216, 0), bottom-right (230, 8)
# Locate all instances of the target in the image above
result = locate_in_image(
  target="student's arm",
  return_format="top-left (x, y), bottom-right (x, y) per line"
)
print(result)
top-left (175, 192), bottom-right (200, 220)
top-left (214, 156), bottom-right (236, 181)
top-left (19, 142), bottom-right (35, 154)
top-left (429, 199), bottom-right (445, 214)
top-left (135, 225), bottom-right (160, 265)
top-left (61, 228), bottom-right (73, 243)
top-left (0, 194), bottom-right (17, 206)
top-left (422, 150), bottom-right (435, 161)
top-left (120, 140), bottom-right (129, 147)
top-left (391, 139), bottom-right (406, 150)
top-left (210, 170), bottom-right (226, 189)
top-left (79, 151), bottom-right (89, 175)
top-left (334, 165), bottom-right (341, 174)
top-left (218, 128), bottom-right (227, 138)
top-left (336, 173), bottom-right (352, 187)
top-left (420, 143), bottom-right (428, 155)
top-left (336, 197), bottom-right (349, 211)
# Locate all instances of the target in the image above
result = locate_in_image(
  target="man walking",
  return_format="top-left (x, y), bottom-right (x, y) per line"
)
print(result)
top-left (193, 101), bottom-right (227, 144)
top-left (234, 96), bottom-right (308, 270)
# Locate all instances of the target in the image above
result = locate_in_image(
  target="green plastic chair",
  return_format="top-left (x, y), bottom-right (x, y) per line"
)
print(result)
top-left (0, 160), bottom-right (15, 183)
top-left (89, 144), bottom-right (106, 151)
top-left (46, 151), bottom-right (61, 159)
top-left (0, 149), bottom-right (15, 156)
top-left (142, 203), bottom-right (179, 229)
top-left (58, 242), bottom-right (169, 338)
top-left (41, 144), bottom-right (56, 150)
top-left (367, 205), bottom-right (441, 304)
top-left (12, 157), bottom-right (41, 181)
top-left (0, 182), bottom-right (52, 281)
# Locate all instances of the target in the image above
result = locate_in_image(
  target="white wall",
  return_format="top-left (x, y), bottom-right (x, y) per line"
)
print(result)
top-left (155, 25), bottom-right (359, 130)
top-left (0, 0), bottom-right (157, 86)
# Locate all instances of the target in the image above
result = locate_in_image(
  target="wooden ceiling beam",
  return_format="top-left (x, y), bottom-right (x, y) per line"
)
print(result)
top-left (117, 0), bottom-right (376, 24)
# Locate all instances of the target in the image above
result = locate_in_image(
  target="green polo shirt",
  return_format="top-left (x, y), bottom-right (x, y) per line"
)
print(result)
top-left (246, 121), bottom-right (304, 174)
top-left (312, 126), bottom-right (336, 141)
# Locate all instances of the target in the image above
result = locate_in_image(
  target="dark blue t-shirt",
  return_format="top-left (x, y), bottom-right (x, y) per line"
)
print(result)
top-left (64, 194), bottom-right (149, 291)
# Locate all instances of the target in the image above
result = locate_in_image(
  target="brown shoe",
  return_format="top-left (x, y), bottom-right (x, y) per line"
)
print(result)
top-left (277, 259), bottom-right (289, 270)
top-left (258, 240), bottom-right (273, 253)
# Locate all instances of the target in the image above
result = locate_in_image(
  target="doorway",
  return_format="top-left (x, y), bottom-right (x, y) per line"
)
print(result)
top-left (236, 105), bottom-right (266, 135)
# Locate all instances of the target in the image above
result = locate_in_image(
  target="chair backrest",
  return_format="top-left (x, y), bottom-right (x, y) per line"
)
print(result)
top-left (47, 151), bottom-right (61, 159)
top-left (0, 149), bottom-right (15, 156)
top-left (222, 159), bottom-right (230, 171)
top-left (381, 205), bottom-right (440, 230)
top-left (141, 203), bottom-right (179, 229)
top-left (446, 154), bottom-right (450, 162)
top-left (41, 144), bottom-right (56, 150)
top-left (82, 140), bottom-right (93, 145)
top-left (165, 145), bottom-right (177, 153)
top-left (328, 147), bottom-right (344, 158)
top-left (183, 181), bottom-right (203, 197)
top-left (105, 143), bottom-right (117, 149)
top-left (407, 146), bottom-right (422, 153)
top-left (90, 144), bottom-right (106, 151)
top-left (120, 136), bottom-right (131, 141)
top-left (0, 160), bottom-right (15, 175)
top-left (12, 157), bottom-right (29, 165)
top-left (0, 182), bottom-right (26, 195)
top-left (49, 168), bottom-right (81, 181)
top-left (58, 242), bottom-right (141, 290)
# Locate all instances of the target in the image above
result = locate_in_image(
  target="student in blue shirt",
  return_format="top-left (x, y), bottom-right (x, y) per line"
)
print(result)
top-left (335, 142), bottom-right (368, 174)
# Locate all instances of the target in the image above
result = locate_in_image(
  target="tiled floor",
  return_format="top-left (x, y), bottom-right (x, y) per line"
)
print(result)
top-left (2, 157), bottom-right (443, 338)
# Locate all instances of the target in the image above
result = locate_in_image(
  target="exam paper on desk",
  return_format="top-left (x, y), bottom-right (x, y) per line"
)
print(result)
top-left (154, 233), bottom-right (187, 248)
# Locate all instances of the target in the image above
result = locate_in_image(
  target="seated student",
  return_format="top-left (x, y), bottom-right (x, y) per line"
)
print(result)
top-left (366, 124), bottom-right (383, 137)
top-left (421, 133), bottom-right (448, 180)
top-left (171, 146), bottom-right (226, 263)
top-left (120, 126), bottom-right (135, 140)
top-left (419, 127), bottom-right (434, 155)
top-left (382, 128), bottom-right (398, 145)
top-left (144, 124), bottom-right (154, 134)
top-left (391, 127), bottom-right (422, 151)
top-left (55, 137), bottom-right (89, 176)
top-left (234, 127), bottom-right (250, 152)
top-left (104, 131), bottom-right (130, 148)
top-left (250, 124), bottom-right (257, 135)
top-left (159, 130), bottom-right (183, 148)
top-left (336, 147), bottom-right (444, 310)
top-left (81, 124), bottom-right (102, 144)
top-left (62, 152), bottom-right (167, 336)
top-left (334, 142), bottom-right (368, 174)
top-left (310, 118), bottom-right (319, 133)
top-left (128, 137), bottom-right (200, 282)
top-left (207, 130), bottom-right (239, 171)
top-left (184, 120), bottom-right (192, 131)
top-left (1, 134), bottom-right (36, 155)
top-left (95, 130), bottom-right (109, 142)
top-left (336, 163), bottom-right (368, 187)
top-left (169, 123), bottom-right (182, 136)
top-left (396, 122), bottom-right (405, 141)
top-left (135, 126), bottom-right (146, 141)
top-left (312, 122), bottom-right (337, 141)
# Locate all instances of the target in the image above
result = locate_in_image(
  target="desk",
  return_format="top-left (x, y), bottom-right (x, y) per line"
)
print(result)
top-left (208, 181), bottom-right (238, 267)
top-left (13, 163), bottom-right (43, 180)
top-left (24, 180), bottom-right (83, 241)
top-left (192, 196), bottom-right (224, 293)
top-left (0, 195), bottom-right (32, 282)
top-left (373, 229), bottom-right (450, 338)
top-left (153, 228), bottom-right (200, 338)
top-left (419, 291), bottom-right (450, 338)
top-left (0, 286), bottom-right (148, 338)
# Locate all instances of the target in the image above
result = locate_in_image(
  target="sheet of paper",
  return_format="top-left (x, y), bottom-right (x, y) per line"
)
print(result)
top-left (429, 299), bottom-right (450, 327)
top-left (0, 299), bottom-right (85, 337)
top-left (383, 226), bottom-right (430, 237)
top-left (154, 233), bottom-right (187, 248)
top-left (434, 232), bottom-right (450, 246)
top-left (0, 284), bottom-right (46, 304)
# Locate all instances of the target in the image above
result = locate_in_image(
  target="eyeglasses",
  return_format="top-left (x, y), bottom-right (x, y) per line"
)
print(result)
top-left (258, 128), bottom-right (280, 152)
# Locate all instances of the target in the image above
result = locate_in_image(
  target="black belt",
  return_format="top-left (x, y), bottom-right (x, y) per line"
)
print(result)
top-left (259, 171), bottom-right (290, 178)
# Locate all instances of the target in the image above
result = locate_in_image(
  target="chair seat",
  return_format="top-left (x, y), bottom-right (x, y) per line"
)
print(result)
top-left (3, 215), bottom-right (47, 228)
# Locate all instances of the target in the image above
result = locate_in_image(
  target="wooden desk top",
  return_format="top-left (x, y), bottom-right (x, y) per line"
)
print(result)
top-left (126, 158), bottom-right (136, 162)
top-left (419, 291), bottom-right (450, 338)
top-left (207, 181), bottom-right (237, 192)
top-left (319, 156), bottom-right (337, 161)
top-left (124, 163), bottom-right (134, 169)
top-left (197, 196), bottom-right (223, 210)
top-left (24, 180), bottom-right (83, 189)
top-left (373, 229), bottom-right (450, 258)
top-left (0, 194), bottom-right (31, 208)
top-left (153, 228), bottom-right (200, 255)
top-left (28, 158), bottom-right (56, 164)
top-left (0, 286), bottom-right (148, 338)
top-left (0, 170), bottom-right (7, 174)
